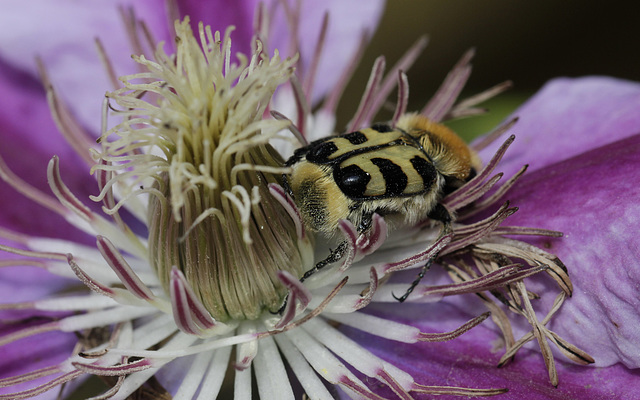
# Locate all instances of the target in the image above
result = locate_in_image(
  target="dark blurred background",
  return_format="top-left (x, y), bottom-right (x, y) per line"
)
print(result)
top-left (338, 1), bottom-right (639, 139)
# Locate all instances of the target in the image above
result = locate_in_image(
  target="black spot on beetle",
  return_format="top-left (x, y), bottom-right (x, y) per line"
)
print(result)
top-left (343, 131), bottom-right (368, 145)
top-left (371, 158), bottom-right (407, 195)
top-left (306, 141), bottom-right (338, 163)
top-left (410, 156), bottom-right (437, 187)
top-left (335, 164), bottom-right (370, 198)
top-left (370, 123), bottom-right (394, 133)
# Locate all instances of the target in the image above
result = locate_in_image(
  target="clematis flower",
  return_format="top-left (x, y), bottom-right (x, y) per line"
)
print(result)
top-left (1, 1), bottom-right (638, 400)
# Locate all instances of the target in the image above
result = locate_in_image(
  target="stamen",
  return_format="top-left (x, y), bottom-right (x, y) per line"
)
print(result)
top-left (252, 2), bottom-right (268, 50)
top-left (421, 48), bottom-right (475, 121)
top-left (96, 236), bottom-right (155, 301)
top-left (0, 259), bottom-right (49, 270)
top-left (452, 200), bottom-right (512, 236)
top-left (169, 267), bottom-right (218, 335)
top-left (417, 264), bottom-right (547, 298)
top-left (365, 35), bottom-right (429, 124)
top-left (0, 371), bottom-right (83, 400)
top-left (0, 321), bottom-right (59, 347)
top-left (268, 183), bottom-right (306, 240)
top-left (278, 0), bottom-right (301, 60)
top-left (474, 239), bottom-right (572, 295)
top-left (444, 131), bottom-right (516, 206)
top-left (270, 110), bottom-right (308, 146)
top-left (47, 156), bottom-right (94, 223)
top-left (355, 267), bottom-right (379, 310)
top-left (99, 333), bottom-right (199, 399)
top-left (118, 6), bottom-right (147, 69)
top-left (2, 294), bottom-right (115, 312)
top-left (412, 384), bottom-right (508, 397)
top-left (338, 376), bottom-right (385, 400)
top-left (321, 30), bottom-right (370, 115)
top-left (444, 205), bottom-right (517, 254)
top-left (377, 369), bottom-right (412, 400)
top-left (498, 292), bottom-right (594, 367)
top-left (448, 80), bottom-right (513, 119)
top-left (459, 164), bottom-right (529, 219)
top-left (278, 278), bottom-right (349, 332)
top-left (164, 0), bottom-right (180, 38)
top-left (321, 267), bottom-right (379, 313)
top-left (0, 153), bottom-right (69, 219)
top-left (472, 116), bottom-right (519, 152)
top-left (335, 220), bottom-right (358, 270)
top-left (72, 358), bottom-right (153, 376)
top-left (302, 12), bottom-right (329, 102)
top-left (492, 226), bottom-right (563, 237)
top-left (0, 365), bottom-right (60, 387)
top-left (347, 56), bottom-right (385, 131)
top-left (0, 243), bottom-right (67, 262)
top-left (94, 156), bottom-right (127, 230)
top-left (67, 254), bottom-right (115, 298)
top-left (234, 322), bottom-right (258, 371)
top-left (94, 38), bottom-right (120, 90)
top-left (274, 271), bottom-right (312, 329)
top-left (36, 59), bottom-right (96, 165)
top-left (379, 234), bottom-right (452, 275)
top-left (515, 282), bottom-right (558, 386)
top-left (391, 70), bottom-right (410, 127)
top-left (289, 74), bottom-right (310, 135)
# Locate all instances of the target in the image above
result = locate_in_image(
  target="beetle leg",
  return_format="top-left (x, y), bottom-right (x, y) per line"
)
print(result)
top-left (393, 258), bottom-right (433, 302)
top-left (300, 240), bottom-right (349, 282)
top-left (393, 203), bottom-right (452, 302)
top-left (273, 240), bottom-right (349, 315)
top-left (357, 211), bottom-right (374, 232)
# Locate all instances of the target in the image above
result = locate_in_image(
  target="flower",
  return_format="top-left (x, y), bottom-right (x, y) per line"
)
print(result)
top-left (1, 2), bottom-right (638, 400)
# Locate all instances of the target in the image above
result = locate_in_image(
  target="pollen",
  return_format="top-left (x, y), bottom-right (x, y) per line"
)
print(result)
top-left (91, 18), bottom-right (313, 322)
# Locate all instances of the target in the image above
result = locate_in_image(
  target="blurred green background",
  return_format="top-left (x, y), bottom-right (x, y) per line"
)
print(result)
top-left (338, 1), bottom-right (639, 140)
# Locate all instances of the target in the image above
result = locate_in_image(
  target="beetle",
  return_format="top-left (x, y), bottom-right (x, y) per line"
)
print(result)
top-left (283, 113), bottom-right (481, 301)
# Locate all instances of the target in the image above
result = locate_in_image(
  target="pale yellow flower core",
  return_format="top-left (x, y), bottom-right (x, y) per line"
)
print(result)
top-left (94, 19), bottom-right (312, 322)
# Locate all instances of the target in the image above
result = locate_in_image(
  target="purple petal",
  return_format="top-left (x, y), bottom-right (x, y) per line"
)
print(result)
top-left (282, 0), bottom-right (385, 103)
top-left (478, 77), bottom-right (640, 178)
top-left (182, 0), bottom-right (384, 103)
top-left (0, 264), bottom-right (77, 399)
top-left (498, 132), bottom-right (640, 368)
top-left (343, 302), bottom-right (640, 400)
top-left (0, 264), bottom-right (74, 313)
top-left (0, 61), bottom-right (95, 243)
top-left (176, 0), bottom-right (260, 57)
top-left (0, 329), bottom-right (76, 399)
top-left (0, 0), bottom-right (171, 132)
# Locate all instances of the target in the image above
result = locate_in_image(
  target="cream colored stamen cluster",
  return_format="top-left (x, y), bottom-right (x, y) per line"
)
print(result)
top-left (92, 18), bottom-right (313, 323)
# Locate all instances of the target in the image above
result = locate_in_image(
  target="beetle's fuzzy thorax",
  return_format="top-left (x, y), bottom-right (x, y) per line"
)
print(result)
top-left (398, 113), bottom-right (482, 183)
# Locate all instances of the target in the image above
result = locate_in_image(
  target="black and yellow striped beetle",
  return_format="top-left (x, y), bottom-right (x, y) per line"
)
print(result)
top-left (283, 113), bottom-right (482, 301)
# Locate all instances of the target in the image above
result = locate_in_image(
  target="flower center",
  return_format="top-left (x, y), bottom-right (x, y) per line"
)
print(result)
top-left (95, 19), bottom-right (313, 322)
